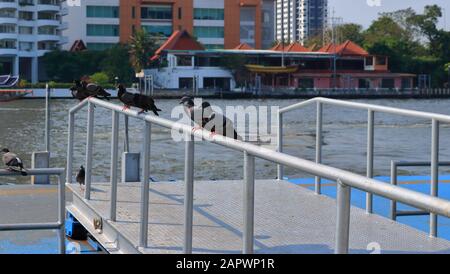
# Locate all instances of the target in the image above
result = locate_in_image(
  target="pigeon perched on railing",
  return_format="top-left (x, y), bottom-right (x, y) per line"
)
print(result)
top-left (70, 80), bottom-right (111, 101)
top-left (117, 84), bottom-right (161, 116)
top-left (76, 165), bottom-right (85, 191)
top-left (1, 148), bottom-right (27, 176)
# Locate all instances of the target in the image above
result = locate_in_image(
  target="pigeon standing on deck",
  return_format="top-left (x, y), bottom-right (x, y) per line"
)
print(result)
top-left (117, 84), bottom-right (161, 115)
top-left (1, 148), bottom-right (27, 176)
top-left (76, 165), bottom-right (85, 191)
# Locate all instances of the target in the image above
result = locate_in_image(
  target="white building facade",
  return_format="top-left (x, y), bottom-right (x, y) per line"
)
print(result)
top-left (275, 0), bottom-right (327, 44)
top-left (0, 0), bottom-right (67, 83)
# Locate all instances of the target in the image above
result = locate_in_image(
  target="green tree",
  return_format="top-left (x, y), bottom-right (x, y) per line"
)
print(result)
top-left (90, 72), bottom-right (109, 86)
top-left (101, 44), bottom-right (134, 84)
top-left (129, 29), bottom-right (160, 73)
top-left (221, 54), bottom-right (250, 88)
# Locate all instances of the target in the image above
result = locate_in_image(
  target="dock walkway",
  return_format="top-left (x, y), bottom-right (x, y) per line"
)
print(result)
top-left (67, 180), bottom-right (450, 254)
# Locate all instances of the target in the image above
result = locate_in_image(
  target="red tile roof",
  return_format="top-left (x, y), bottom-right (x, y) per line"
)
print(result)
top-left (233, 43), bottom-right (254, 50)
top-left (317, 41), bottom-right (369, 56)
top-left (270, 42), bottom-right (309, 52)
top-left (152, 30), bottom-right (205, 60)
top-left (70, 40), bottom-right (87, 52)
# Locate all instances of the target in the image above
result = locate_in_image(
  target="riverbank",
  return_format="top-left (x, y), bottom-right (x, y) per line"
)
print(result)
top-left (20, 88), bottom-right (450, 100)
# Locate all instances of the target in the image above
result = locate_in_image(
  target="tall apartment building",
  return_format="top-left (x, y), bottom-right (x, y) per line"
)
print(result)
top-left (275, 0), bottom-right (327, 44)
top-left (63, 0), bottom-right (275, 51)
top-left (0, 0), bottom-right (67, 83)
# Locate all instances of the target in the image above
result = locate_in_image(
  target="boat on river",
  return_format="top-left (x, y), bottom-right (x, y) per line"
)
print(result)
top-left (0, 75), bottom-right (32, 102)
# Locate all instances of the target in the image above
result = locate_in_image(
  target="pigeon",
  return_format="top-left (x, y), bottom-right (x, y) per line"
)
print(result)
top-left (82, 80), bottom-right (111, 100)
top-left (180, 96), bottom-right (207, 127)
top-left (1, 148), bottom-right (27, 176)
top-left (76, 165), bottom-right (85, 191)
top-left (201, 102), bottom-right (242, 140)
top-left (117, 84), bottom-right (161, 116)
top-left (70, 80), bottom-right (91, 101)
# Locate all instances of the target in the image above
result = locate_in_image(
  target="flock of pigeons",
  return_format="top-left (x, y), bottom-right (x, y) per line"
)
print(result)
top-left (2, 81), bottom-right (240, 189)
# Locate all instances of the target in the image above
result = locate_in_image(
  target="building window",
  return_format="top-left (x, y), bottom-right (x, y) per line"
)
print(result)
top-left (178, 7), bottom-right (182, 20)
top-left (376, 56), bottom-right (387, 66)
top-left (87, 6), bottom-right (119, 18)
top-left (19, 26), bottom-right (33, 34)
top-left (87, 24), bottom-right (119, 36)
top-left (87, 43), bottom-right (116, 51)
top-left (298, 78), bottom-right (314, 89)
top-left (132, 6), bottom-right (135, 19)
top-left (204, 44), bottom-right (224, 50)
top-left (193, 8), bottom-right (224, 20)
top-left (141, 5), bottom-right (172, 20)
top-left (142, 25), bottom-right (172, 37)
top-left (381, 78), bottom-right (395, 89)
top-left (193, 26), bottom-right (224, 38)
top-left (176, 56), bottom-right (193, 67)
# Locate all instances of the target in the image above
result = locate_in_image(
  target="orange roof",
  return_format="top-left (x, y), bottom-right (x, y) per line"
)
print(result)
top-left (316, 41), bottom-right (369, 56)
top-left (270, 42), bottom-right (309, 52)
top-left (233, 43), bottom-right (254, 50)
top-left (152, 30), bottom-right (205, 60)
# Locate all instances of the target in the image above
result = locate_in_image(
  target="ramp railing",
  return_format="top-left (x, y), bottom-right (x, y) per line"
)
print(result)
top-left (66, 97), bottom-right (450, 254)
top-left (0, 168), bottom-right (66, 254)
top-left (278, 97), bottom-right (450, 237)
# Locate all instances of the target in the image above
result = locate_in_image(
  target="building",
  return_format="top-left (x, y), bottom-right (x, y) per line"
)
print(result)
top-left (275, 0), bottom-right (328, 44)
top-left (146, 31), bottom-right (415, 91)
top-left (0, 0), bottom-right (68, 83)
top-left (63, 0), bottom-right (276, 51)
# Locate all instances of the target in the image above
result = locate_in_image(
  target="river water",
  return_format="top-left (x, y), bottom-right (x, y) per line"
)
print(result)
top-left (2, 98), bottom-right (450, 185)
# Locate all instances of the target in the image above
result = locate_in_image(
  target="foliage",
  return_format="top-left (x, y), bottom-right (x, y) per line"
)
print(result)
top-left (129, 29), bottom-right (161, 73)
top-left (221, 54), bottom-right (250, 88)
top-left (90, 72), bottom-right (109, 86)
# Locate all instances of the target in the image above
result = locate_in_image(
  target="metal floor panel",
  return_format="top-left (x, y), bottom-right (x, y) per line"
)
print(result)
top-left (67, 180), bottom-right (450, 254)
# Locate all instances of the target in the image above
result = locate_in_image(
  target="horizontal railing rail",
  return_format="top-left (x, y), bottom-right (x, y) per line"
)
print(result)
top-left (277, 97), bottom-right (450, 238)
top-left (67, 98), bottom-right (450, 254)
top-left (390, 161), bottom-right (450, 222)
top-left (0, 168), bottom-right (66, 254)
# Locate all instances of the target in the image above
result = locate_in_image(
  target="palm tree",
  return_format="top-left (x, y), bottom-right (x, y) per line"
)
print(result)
top-left (129, 29), bottom-right (159, 73)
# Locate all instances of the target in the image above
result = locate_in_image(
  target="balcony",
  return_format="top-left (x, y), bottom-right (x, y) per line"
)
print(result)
top-left (0, 1), bottom-right (17, 10)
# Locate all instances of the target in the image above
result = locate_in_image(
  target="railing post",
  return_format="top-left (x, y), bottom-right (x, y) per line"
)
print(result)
top-left (58, 173), bottom-right (66, 254)
top-left (183, 133), bottom-right (195, 254)
top-left (430, 119), bottom-right (439, 237)
top-left (277, 111), bottom-right (284, 180)
top-left (390, 161), bottom-right (397, 221)
top-left (243, 151), bottom-right (255, 254)
top-left (139, 122), bottom-right (151, 248)
top-left (335, 179), bottom-right (351, 254)
top-left (66, 112), bottom-right (74, 184)
top-left (84, 102), bottom-right (95, 200)
top-left (110, 111), bottom-right (119, 221)
top-left (315, 101), bottom-right (322, 194)
top-left (366, 110), bottom-right (375, 214)
top-left (45, 83), bottom-right (51, 152)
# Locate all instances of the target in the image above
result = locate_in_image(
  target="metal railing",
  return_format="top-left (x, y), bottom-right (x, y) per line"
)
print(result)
top-left (67, 97), bottom-right (450, 254)
top-left (390, 161), bottom-right (450, 231)
top-left (0, 168), bottom-right (66, 254)
top-left (278, 97), bottom-right (450, 237)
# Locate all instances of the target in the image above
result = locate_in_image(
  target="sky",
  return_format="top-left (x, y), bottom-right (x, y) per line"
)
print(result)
top-left (328, 0), bottom-right (450, 30)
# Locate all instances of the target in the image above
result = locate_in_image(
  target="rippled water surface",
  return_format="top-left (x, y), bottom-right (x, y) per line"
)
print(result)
top-left (2, 98), bottom-right (450, 184)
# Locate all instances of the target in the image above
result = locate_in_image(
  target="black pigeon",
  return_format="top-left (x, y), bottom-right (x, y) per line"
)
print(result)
top-left (70, 80), bottom-right (90, 101)
top-left (76, 165), bottom-right (85, 190)
top-left (82, 81), bottom-right (111, 100)
top-left (201, 102), bottom-right (242, 140)
top-left (1, 148), bottom-right (27, 176)
top-left (117, 84), bottom-right (161, 116)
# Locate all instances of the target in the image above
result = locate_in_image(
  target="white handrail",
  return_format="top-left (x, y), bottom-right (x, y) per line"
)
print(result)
top-left (67, 97), bottom-right (450, 254)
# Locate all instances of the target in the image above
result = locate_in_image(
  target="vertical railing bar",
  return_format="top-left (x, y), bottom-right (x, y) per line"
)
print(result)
top-left (139, 122), bottom-right (151, 248)
top-left (110, 111), bottom-right (119, 221)
top-left (45, 83), bottom-right (51, 152)
top-left (335, 179), bottom-right (351, 254)
top-left (124, 116), bottom-right (130, 152)
top-left (366, 110), bottom-right (374, 214)
top-left (84, 102), bottom-right (95, 200)
top-left (66, 112), bottom-right (74, 184)
top-left (390, 161), bottom-right (397, 221)
top-left (243, 151), bottom-right (255, 254)
top-left (58, 173), bottom-right (65, 254)
top-left (315, 101), bottom-right (323, 194)
top-left (183, 133), bottom-right (195, 254)
top-left (277, 111), bottom-right (283, 180)
top-left (430, 119), bottom-right (439, 237)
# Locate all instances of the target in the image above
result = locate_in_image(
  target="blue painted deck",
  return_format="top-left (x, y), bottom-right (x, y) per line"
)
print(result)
top-left (288, 175), bottom-right (450, 241)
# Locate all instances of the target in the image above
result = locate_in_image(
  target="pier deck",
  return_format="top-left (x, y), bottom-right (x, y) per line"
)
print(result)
top-left (67, 180), bottom-right (450, 254)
